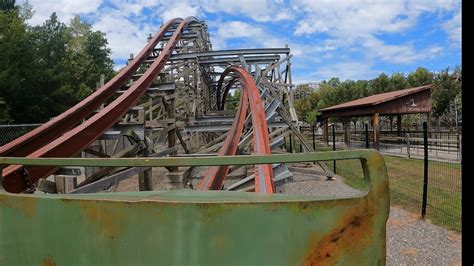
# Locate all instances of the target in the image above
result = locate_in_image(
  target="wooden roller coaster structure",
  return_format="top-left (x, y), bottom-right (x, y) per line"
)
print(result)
top-left (0, 17), bottom-right (389, 265)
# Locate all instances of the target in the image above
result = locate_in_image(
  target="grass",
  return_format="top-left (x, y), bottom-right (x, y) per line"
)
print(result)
top-left (325, 154), bottom-right (461, 232)
top-left (283, 137), bottom-right (461, 231)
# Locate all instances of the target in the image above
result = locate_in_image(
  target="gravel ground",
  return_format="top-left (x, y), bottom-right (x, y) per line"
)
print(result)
top-left (278, 172), bottom-right (361, 197)
top-left (112, 164), bottom-right (461, 264)
top-left (277, 167), bottom-right (462, 265)
top-left (387, 206), bottom-right (461, 265)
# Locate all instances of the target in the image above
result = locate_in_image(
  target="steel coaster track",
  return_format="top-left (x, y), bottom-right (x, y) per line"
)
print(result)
top-left (0, 18), bottom-right (181, 158)
top-left (197, 66), bottom-right (275, 193)
top-left (2, 17), bottom-right (197, 193)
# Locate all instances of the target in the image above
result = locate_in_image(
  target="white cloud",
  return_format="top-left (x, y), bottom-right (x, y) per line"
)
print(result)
top-left (363, 36), bottom-right (443, 64)
top-left (21, 0), bottom-right (102, 25)
top-left (161, 3), bottom-right (199, 22)
top-left (201, 0), bottom-right (293, 22)
top-left (443, 10), bottom-right (461, 47)
top-left (292, 0), bottom-right (457, 64)
top-left (313, 62), bottom-right (379, 81)
top-left (17, 0), bottom-right (460, 83)
top-left (212, 21), bottom-right (288, 49)
top-left (293, 0), bottom-right (414, 36)
top-left (93, 10), bottom-right (152, 60)
top-left (293, 0), bottom-right (457, 37)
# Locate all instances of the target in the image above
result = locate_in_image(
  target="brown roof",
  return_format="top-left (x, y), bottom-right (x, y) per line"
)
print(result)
top-left (320, 85), bottom-right (432, 112)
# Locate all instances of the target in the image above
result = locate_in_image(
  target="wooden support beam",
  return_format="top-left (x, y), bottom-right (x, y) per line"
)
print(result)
top-left (162, 93), bottom-right (178, 173)
top-left (55, 175), bottom-right (77, 193)
top-left (78, 142), bottom-right (143, 186)
top-left (37, 179), bottom-right (57, 194)
top-left (83, 148), bottom-right (110, 158)
top-left (343, 119), bottom-right (350, 148)
top-left (397, 114), bottom-right (402, 136)
top-left (374, 112), bottom-right (380, 150)
top-left (175, 127), bottom-right (190, 154)
top-left (70, 167), bottom-right (149, 193)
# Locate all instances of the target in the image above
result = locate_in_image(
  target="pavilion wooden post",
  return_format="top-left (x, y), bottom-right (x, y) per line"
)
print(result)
top-left (323, 118), bottom-right (329, 144)
top-left (343, 119), bottom-right (350, 148)
top-left (397, 114), bottom-right (402, 136)
top-left (373, 113), bottom-right (380, 150)
top-left (426, 112), bottom-right (432, 138)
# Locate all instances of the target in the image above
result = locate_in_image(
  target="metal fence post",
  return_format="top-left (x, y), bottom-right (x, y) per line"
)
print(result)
top-left (406, 133), bottom-right (411, 158)
top-left (365, 123), bottom-right (369, 149)
top-left (332, 124), bottom-right (336, 174)
top-left (422, 122), bottom-right (429, 219)
top-left (312, 124), bottom-right (316, 151)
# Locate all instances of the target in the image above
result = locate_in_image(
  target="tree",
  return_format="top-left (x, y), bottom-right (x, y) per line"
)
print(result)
top-left (368, 73), bottom-right (390, 94)
top-left (388, 73), bottom-right (409, 91)
top-left (294, 85), bottom-right (322, 123)
top-left (306, 110), bottom-right (319, 125)
top-left (407, 67), bottom-right (434, 87)
top-left (0, 10), bottom-right (114, 123)
top-left (0, 4), bottom-right (34, 122)
top-left (225, 90), bottom-right (241, 111)
top-left (432, 68), bottom-right (461, 117)
top-left (0, 97), bottom-right (11, 123)
top-left (0, 0), bottom-right (15, 12)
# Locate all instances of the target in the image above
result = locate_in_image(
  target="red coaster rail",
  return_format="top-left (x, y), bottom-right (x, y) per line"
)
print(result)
top-left (197, 66), bottom-right (275, 193)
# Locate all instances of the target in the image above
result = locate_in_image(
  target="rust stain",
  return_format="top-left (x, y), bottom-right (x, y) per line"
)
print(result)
top-left (42, 257), bottom-right (56, 266)
top-left (0, 194), bottom-right (38, 218)
top-left (65, 199), bottom-right (123, 239)
top-left (303, 203), bottom-right (376, 266)
top-left (214, 235), bottom-right (227, 250)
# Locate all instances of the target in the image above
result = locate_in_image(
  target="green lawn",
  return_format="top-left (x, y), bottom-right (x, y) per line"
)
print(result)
top-left (283, 137), bottom-right (461, 231)
top-left (324, 155), bottom-right (461, 231)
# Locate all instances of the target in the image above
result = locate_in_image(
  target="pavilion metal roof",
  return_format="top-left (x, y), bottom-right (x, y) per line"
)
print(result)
top-left (320, 85), bottom-right (432, 112)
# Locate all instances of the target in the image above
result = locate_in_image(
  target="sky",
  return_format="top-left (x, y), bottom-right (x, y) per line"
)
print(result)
top-left (18, 0), bottom-right (462, 84)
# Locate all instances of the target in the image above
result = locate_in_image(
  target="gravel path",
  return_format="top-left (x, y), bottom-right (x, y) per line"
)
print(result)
top-left (387, 206), bottom-right (461, 265)
top-left (278, 172), bottom-right (361, 197)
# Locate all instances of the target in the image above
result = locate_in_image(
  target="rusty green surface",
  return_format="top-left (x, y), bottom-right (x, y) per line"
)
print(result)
top-left (0, 150), bottom-right (390, 265)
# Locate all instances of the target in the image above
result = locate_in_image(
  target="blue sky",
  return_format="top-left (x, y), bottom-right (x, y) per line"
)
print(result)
top-left (20, 0), bottom-right (461, 84)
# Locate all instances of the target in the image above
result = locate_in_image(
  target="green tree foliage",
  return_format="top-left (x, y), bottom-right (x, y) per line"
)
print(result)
top-left (407, 67), bottom-right (434, 87)
top-left (0, 4), bottom-right (33, 121)
top-left (294, 84), bottom-right (321, 121)
top-left (0, 6), bottom-right (114, 123)
top-left (294, 67), bottom-right (461, 124)
top-left (224, 90), bottom-right (241, 111)
top-left (368, 73), bottom-right (390, 94)
top-left (0, 0), bottom-right (16, 12)
top-left (432, 68), bottom-right (461, 117)
top-left (388, 73), bottom-right (410, 91)
top-left (0, 97), bottom-right (11, 123)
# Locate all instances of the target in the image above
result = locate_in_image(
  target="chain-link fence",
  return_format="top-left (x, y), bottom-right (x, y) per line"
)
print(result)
top-left (0, 124), bottom-right (41, 146)
top-left (298, 123), bottom-right (461, 232)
